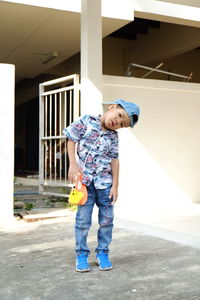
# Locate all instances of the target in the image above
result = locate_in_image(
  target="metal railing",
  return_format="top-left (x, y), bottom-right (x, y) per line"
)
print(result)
top-left (39, 74), bottom-right (80, 197)
top-left (126, 63), bottom-right (193, 82)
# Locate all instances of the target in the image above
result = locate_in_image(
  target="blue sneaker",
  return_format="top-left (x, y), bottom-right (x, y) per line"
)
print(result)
top-left (76, 252), bottom-right (90, 272)
top-left (96, 251), bottom-right (113, 271)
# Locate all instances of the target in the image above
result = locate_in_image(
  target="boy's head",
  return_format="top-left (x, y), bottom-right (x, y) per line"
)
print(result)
top-left (101, 99), bottom-right (140, 130)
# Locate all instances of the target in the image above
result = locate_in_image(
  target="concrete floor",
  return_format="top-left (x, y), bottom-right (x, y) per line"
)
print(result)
top-left (1, 208), bottom-right (200, 300)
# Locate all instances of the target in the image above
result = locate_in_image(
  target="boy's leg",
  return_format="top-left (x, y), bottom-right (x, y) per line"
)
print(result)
top-left (75, 182), bottom-right (96, 272)
top-left (95, 186), bottom-right (114, 270)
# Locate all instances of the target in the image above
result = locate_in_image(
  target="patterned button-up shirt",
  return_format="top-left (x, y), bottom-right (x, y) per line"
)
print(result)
top-left (63, 115), bottom-right (119, 189)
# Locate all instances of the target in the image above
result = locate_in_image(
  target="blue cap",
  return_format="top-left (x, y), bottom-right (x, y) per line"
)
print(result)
top-left (103, 99), bottom-right (140, 128)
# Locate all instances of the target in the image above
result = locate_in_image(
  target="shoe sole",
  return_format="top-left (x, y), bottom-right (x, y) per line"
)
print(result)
top-left (76, 266), bottom-right (91, 272)
top-left (96, 259), bottom-right (113, 271)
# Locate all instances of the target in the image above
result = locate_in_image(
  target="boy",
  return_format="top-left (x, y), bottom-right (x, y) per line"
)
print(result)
top-left (63, 99), bottom-right (140, 272)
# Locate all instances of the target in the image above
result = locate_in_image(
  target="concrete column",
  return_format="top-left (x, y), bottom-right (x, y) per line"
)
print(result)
top-left (81, 0), bottom-right (103, 115)
top-left (0, 64), bottom-right (15, 224)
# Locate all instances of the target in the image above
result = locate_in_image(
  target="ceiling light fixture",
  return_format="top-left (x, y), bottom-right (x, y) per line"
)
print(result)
top-left (41, 51), bottom-right (58, 64)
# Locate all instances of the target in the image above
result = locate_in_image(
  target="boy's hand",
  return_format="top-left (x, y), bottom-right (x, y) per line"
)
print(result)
top-left (68, 163), bottom-right (82, 185)
top-left (109, 185), bottom-right (118, 205)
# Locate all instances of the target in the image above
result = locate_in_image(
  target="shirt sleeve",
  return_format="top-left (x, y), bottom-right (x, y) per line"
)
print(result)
top-left (108, 132), bottom-right (119, 159)
top-left (63, 115), bottom-right (88, 143)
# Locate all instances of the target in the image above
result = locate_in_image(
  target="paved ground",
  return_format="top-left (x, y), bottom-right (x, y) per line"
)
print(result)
top-left (1, 210), bottom-right (200, 300)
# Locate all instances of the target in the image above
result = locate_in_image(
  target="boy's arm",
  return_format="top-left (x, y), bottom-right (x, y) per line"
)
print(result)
top-left (67, 139), bottom-right (81, 184)
top-left (110, 158), bottom-right (119, 205)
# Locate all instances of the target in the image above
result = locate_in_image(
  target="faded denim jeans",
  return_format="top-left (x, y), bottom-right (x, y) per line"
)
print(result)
top-left (75, 181), bottom-right (114, 254)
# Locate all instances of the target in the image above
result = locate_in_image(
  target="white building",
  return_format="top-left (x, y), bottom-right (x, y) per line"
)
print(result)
top-left (0, 0), bottom-right (200, 223)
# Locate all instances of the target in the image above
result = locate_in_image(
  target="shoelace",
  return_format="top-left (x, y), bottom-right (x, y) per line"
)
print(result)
top-left (98, 252), bottom-right (109, 262)
top-left (78, 253), bottom-right (88, 264)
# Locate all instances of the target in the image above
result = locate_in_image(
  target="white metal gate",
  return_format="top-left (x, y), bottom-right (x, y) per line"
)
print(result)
top-left (39, 74), bottom-right (79, 197)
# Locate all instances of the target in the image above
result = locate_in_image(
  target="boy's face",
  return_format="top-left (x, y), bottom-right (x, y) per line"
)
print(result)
top-left (101, 104), bottom-right (130, 131)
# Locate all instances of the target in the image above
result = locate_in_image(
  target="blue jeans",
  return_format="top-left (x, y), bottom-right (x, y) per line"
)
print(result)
top-left (75, 181), bottom-right (114, 254)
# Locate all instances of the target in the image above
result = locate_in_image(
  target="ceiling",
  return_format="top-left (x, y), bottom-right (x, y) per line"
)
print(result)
top-left (0, 1), bottom-right (130, 82)
top-left (158, 0), bottom-right (200, 7)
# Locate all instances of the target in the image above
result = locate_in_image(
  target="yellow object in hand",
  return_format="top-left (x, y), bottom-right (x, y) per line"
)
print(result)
top-left (69, 189), bottom-right (84, 205)
top-left (68, 174), bottom-right (88, 206)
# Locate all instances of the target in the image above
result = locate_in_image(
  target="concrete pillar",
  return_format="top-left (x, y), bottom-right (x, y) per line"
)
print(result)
top-left (81, 0), bottom-right (103, 115)
top-left (0, 64), bottom-right (15, 224)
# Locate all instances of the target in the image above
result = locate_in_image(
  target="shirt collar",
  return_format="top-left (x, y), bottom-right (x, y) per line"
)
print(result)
top-left (91, 114), bottom-right (117, 135)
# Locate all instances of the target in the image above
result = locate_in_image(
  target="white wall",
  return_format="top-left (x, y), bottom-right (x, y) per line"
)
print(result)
top-left (103, 75), bottom-right (200, 221)
top-left (134, 0), bottom-right (200, 27)
top-left (0, 64), bottom-right (15, 223)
